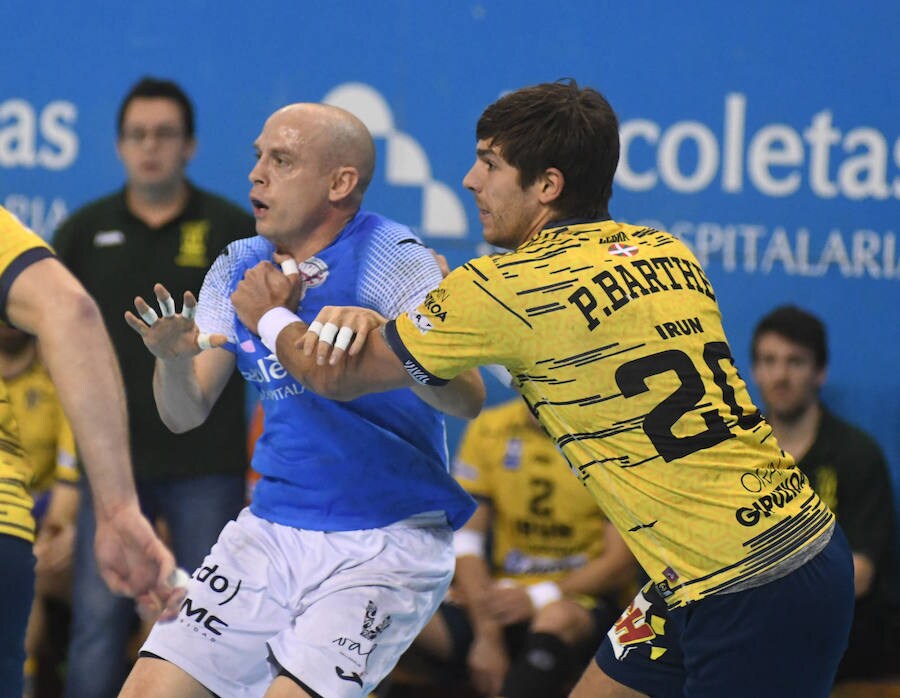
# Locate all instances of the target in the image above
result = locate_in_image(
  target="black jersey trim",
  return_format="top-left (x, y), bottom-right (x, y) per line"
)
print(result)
top-left (383, 320), bottom-right (449, 386)
top-left (0, 247), bottom-right (55, 324)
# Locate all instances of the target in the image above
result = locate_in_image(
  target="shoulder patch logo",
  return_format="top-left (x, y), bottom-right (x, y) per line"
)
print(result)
top-left (608, 242), bottom-right (639, 257)
top-left (299, 256), bottom-right (329, 296)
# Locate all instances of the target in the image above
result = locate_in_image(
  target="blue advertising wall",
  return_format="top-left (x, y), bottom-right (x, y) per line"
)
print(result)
top-left (3, 2), bottom-right (899, 519)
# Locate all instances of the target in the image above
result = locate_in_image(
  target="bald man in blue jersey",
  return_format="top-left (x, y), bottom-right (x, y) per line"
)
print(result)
top-left (120, 103), bottom-right (484, 698)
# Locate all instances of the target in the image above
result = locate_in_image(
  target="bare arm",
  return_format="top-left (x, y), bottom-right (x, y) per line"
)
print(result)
top-left (231, 262), bottom-right (484, 418)
top-left (451, 503), bottom-right (510, 697)
top-left (6, 257), bottom-right (180, 612)
top-left (125, 283), bottom-right (235, 432)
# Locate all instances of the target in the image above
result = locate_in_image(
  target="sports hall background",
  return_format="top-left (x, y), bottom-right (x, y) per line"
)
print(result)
top-left (3, 2), bottom-right (899, 529)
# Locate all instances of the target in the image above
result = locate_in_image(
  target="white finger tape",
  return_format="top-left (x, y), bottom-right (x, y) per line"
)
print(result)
top-left (159, 296), bottom-right (176, 317)
top-left (280, 258), bottom-right (299, 275)
top-left (334, 326), bottom-right (354, 352)
top-left (307, 320), bottom-right (324, 336)
top-left (197, 333), bottom-right (213, 351)
top-left (319, 322), bottom-right (339, 346)
top-left (140, 308), bottom-right (159, 326)
top-left (182, 304), bottom-right (196, 321)
top-left (168, 567), bottom-right (191, 589)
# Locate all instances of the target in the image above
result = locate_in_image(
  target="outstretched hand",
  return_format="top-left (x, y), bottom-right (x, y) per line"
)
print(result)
top-left (125, 283), bottom-right (227, 359)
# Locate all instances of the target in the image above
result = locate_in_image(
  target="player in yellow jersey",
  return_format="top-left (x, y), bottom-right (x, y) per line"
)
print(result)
top-left (0, 325), bottom-right (79, 695)
top-left (0, 206), bottom-right (182, 696)
top-left (398, 397), bottom-right (636, 698)
top-left (231, 81), bottom-right (854, 698)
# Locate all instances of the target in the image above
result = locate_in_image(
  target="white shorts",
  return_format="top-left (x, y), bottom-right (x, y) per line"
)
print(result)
top-left (142, 508), bottom-right (454, 698)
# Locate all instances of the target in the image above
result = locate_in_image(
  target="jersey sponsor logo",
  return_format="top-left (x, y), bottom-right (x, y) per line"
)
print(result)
top-left (598, 231), bottom-right (627, 244)
top-left (299, 256), bottom-right (329, 293)
top-left (194, 563), bottom-right (242, 606)
top-left (735, 470), bottom-right (807, 526)
top-left (178, 597), bottom-right (229, 638)
top-left (175, 220), bottom-right (210, 267)
top-left (403, 359), bottom-right (431, 384)
top-left (239, 353), bottom-right (306, 403)
top-left (608, 242), bottom-right (639, 257)
top-left (93, 230), bottom-right (125, 247)
top-left (334, 666), bottom-right (363, 686)
top-left (423, 288), bottom-right (449, 321)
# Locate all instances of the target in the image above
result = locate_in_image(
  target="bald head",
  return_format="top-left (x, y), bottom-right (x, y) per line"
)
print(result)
top-left (270, 103), bottom-right (375, 199)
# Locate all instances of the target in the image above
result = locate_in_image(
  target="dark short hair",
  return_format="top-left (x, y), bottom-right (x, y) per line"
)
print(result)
top-left (117, 76), bottom-right (195, 138)
top-left (751, 305), bottom-right (828, 368)
top-left (475, 79), bottom-right (619, 220)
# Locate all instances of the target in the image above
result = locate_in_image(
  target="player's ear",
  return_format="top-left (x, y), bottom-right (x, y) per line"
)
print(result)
top-left (538, 167), bottom-right (564, 205)
top-left (329, 166), bottom-right (360, 203)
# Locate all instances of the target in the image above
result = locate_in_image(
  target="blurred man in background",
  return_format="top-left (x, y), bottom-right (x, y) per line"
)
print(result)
top-left (751, 305), bottom-right (900, 688)
top-left (52, 76), bottom-right (253, 698)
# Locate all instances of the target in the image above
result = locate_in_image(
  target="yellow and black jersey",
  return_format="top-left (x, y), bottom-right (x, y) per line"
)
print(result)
top-left (454, 398), bottom-right (608, 586)
top-left (6, 358), bottom-right (78, 495)
top-left (0, 206), bottom-right (55, 543)
top-left (386, 219), bottom-right (834, 608)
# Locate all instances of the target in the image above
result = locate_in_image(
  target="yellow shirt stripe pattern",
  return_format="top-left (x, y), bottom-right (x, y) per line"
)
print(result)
top-left (391, 219), bottom-right (834, 607)
top-left (0, 206), bottom-right (54, 542)
top-left (453, 399), bottom-right (608, 586)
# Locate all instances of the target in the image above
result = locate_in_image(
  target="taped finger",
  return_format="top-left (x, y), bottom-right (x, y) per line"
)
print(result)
top-left (334, 326), bottom-right (354, 352)
top-left (306, 320), bottom-right (324, 337)
top-left (318, 322), bottom-right (339, 346)
top-left (197, 333), bottom-right (214, 351)
top-left (140, 307), bottom-right (159, 326)
top-left (181, 303), bottom-right (196, 321)
top-left (159, 295), bottom-right (176, 317)
top-left (280, 258), bottom-right (299, 275)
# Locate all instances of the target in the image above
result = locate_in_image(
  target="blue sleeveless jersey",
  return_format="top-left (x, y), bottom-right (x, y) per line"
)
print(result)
top-left (196, 210), bottom-right (475, 531)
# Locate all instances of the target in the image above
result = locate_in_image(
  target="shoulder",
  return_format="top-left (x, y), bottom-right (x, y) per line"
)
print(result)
top-left (354, 210), bottom-right (421, 246)
top-left (214, 235), bottom-right (273, 269)
top-left (820, 409), bottom-right (887, 461)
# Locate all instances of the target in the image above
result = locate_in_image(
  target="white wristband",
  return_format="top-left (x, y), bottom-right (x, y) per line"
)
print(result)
top-left (526, 581), bottom-right (562, 611)
top-left (258, 307), bottom-right (301, 353)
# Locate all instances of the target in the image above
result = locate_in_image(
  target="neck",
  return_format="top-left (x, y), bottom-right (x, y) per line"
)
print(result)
top-left (0, 341), bottom-right (36, 381)
top-left (126, 179), bottom-right (189, 228)
top-left (280, 208), bottom-right (357, 261)
top-left (768, 401), bottom-right (821, 461)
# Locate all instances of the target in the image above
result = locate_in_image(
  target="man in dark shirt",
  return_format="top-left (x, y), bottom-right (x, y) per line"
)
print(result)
top-left (52, 76), bottom-right (253, 698)
top-left (751, 305), bottom-right (899, 685)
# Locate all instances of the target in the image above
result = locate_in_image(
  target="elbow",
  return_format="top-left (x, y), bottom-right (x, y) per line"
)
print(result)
top-left (159, 412), bottom-right (206, 434)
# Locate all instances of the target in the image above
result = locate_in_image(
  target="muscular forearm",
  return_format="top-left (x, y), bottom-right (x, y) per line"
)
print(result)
top-left (411, 368), bottom-right (485, 420)
top-left (271, 322), bottom-right (484, 418)
top-left (37, 293), bottom-right (137, 517)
